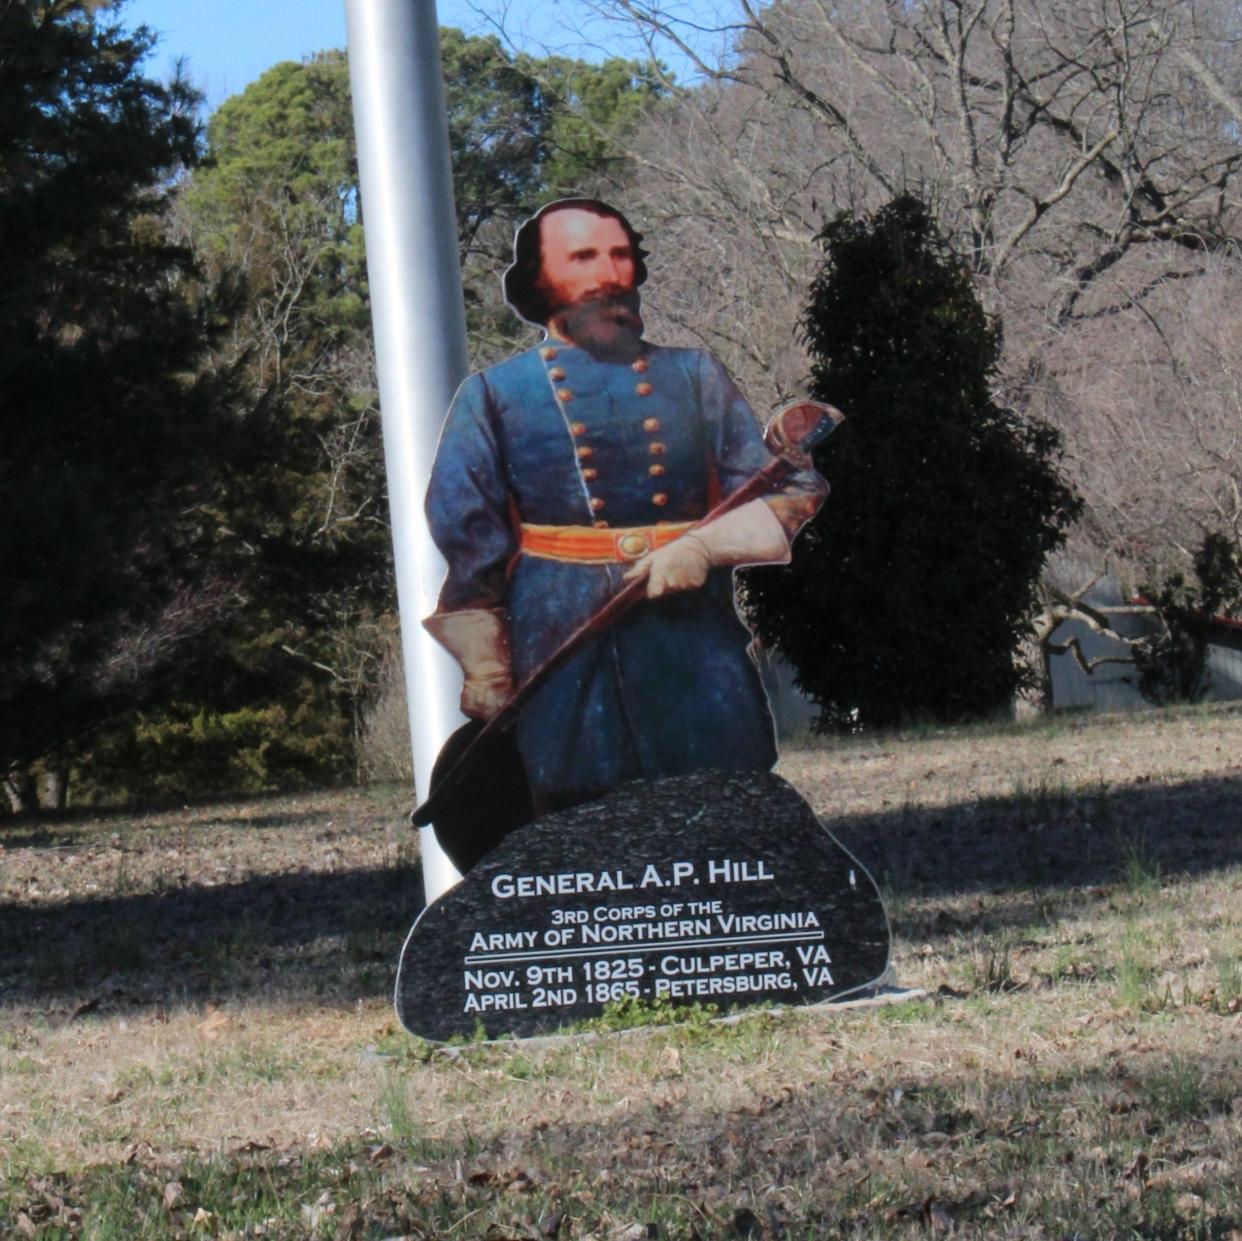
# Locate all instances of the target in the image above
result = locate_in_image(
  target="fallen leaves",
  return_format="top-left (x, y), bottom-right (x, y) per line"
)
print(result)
top-left (730, 1206), bottom-right (763, 1237)
top-left (466, 1165), bottom-right (543, 1197)
top-left (2, 753), bottom-right (1241, 1239)
top-left (197, 1007), bottom-right (231, 1039)
top-left (14, 1177), bottom-right (84, 1234)
top-left (69, 997), bottom-right (100, 1022)
top-left (608, 1224), bottom-right (649, 1241)
top-left (1148, 1156), bottom-right (1234, 1191)
top-left (883, 1194), bottom-right (959, 1230)
top-left (538, 1209), bottom-right (565, 1238)
top-left (301, 1189), bottom-right (336, 1231)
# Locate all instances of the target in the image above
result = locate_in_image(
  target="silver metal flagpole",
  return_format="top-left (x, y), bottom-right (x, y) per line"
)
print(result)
top-left (344, 0), bottom-right (466, 903)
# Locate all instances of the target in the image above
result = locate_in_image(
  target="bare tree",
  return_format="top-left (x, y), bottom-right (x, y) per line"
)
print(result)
top-left (1040, 251), bottom-right (1242, 573)
top-left (595, 0), bottom-right (1242, 279)
top-left (495, 1), bottom-right (1242, 581)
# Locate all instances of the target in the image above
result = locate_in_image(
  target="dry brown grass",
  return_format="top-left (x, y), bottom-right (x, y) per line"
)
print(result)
top-left (2, 704), bottom-right (1241, 1237)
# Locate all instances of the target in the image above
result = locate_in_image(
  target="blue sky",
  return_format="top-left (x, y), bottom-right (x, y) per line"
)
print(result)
top-left (124, 1), bottom-right (723, 111)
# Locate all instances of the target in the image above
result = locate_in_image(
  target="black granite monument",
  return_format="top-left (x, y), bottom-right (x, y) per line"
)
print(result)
top-left (396, 770), bottom-right (890, 1042)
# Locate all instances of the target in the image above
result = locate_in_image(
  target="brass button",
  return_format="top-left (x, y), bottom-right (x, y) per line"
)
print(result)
top-left (619, 532), bottom-right (651, 559)
top-left (549, 366), bottom-right (566, 381)
top-left (642, 417), bottom-right (660, 432)
top-left (540, 346), bottom-right (558, 360)
top-left (648, 463), bottom-right (666, 477)
top-left (648, 441), bottom-right (666, 455)
top-left (590, 497), bottom-right (606, 512)
top-left (577, 445), bottom-right (593, 459)
top-left (582, 467), bottom-right (598, 481)
top-left (556, 387), bottom-right (573, 402)
top-left (632, 357), bottom-right (650, 373)
top-left (636, 381), bottom-right (654, 397)
top-left (593, 520), bottom-right (610, 529)
top-left (651, 493), bottom-right (668, 507)
top-left (570, 421), bottom-right (587, 436)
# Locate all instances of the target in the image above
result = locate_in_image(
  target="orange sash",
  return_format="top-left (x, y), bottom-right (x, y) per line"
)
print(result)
top-left (520, 522), bottom-right (695, 563)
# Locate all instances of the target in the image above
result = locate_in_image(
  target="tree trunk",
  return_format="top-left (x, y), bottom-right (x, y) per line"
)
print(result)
top-left (3, 769), bottom-right (38, 814)
top-left (1015, 627), bottom-right (1053, 719)
top-left (40, 765), bottom-right (68, 811)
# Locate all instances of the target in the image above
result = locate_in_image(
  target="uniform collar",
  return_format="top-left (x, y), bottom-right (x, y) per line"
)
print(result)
top-left (534, 338), bottom-right (652, 368)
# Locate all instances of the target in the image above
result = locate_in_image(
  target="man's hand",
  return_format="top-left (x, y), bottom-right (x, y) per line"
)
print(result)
top-left (622, 534), bottom-right (711, 598)
top-left (459, 666), bottom-right (512, 721)
top-left (622, 499), bottom-right (791, 599)
top-left (422, 608), bottom-right (513, 720)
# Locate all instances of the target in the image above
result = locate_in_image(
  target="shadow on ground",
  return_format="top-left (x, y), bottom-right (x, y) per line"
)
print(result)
top-left (0, 807), bottom-right (336, 851)
top-left (2, 771), bottom-right (1239, 1013)
top-left (826, 767), bottom-right (1242, 896)
top-left (820, 767), bottom-right (1242, 949)
top-left (0, 860), bottom-right (426, 1015)
top-left (0, 786), bottom-right (353, 845)
top-left (5, 1018), bottom-right (1239, 1239)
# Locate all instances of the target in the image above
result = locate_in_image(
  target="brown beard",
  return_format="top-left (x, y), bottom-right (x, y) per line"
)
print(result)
top-left (556, 291), bottom-right (645, 364)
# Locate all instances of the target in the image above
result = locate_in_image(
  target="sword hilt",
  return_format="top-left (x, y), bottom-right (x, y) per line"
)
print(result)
top-left (764, 400), bottom-right (845, 470)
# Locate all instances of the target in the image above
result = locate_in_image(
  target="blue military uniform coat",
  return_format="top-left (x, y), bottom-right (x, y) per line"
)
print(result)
top-left (426, 340), bottom-right (788, 800)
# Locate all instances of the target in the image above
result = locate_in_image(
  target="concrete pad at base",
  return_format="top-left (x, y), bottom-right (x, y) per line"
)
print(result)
top-left (720, 983), bottom-right (931, 1024)
top-left (424, 984), bottom-right (931, 1052)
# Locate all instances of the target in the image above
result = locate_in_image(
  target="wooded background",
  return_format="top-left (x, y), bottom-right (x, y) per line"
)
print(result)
top-left (4, 0), bottom-right (1242, 810)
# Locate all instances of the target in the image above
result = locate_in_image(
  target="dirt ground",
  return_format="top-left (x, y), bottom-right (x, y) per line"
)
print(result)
top-left (787, 702), bottom-right (1242, 892)
top-left (1, 703), bottom-right (1240, 1237)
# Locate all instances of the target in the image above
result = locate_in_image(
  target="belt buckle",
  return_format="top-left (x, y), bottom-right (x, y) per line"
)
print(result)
top-left (616, 530), bottom-right (651, 561)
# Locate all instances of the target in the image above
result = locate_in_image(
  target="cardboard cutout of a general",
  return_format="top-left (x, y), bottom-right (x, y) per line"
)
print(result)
top-left (396, 200), bottom-right (894, 1041)
top-left (421, 200), bottom-right (826, 862)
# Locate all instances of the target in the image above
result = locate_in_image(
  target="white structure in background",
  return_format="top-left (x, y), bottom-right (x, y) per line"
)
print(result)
top-left (1048, 575), bottom-right (1242, 712)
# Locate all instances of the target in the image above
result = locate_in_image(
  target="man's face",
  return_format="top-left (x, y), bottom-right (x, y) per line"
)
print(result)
top-left (538, 208), bottom-right (636, 307)
top-left (536, 208), bottom-right (644, 361)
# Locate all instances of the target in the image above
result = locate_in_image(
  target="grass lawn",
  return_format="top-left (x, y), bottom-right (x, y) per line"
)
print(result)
top-left (2, 703), bottom-right (1240, 1238)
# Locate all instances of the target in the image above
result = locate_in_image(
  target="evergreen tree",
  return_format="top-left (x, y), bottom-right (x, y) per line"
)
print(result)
top-left (519, 51), bottom-right (669, 198)
top-left (71, 35), bottom-right (669, 800)
top-left (0, 0), bottom-right (245, 802)
top-left (161, 52), bottom-right (389, 794)
top-left (742, 196), bottom-right (1081, 730)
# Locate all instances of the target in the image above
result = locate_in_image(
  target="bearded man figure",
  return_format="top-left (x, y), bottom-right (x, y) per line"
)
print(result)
top-left (424, 199), bottom-right (826, 814)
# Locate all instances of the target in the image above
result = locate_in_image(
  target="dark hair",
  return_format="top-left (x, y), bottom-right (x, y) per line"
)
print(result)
top-left (503, 199), bottom-right (649, 326)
